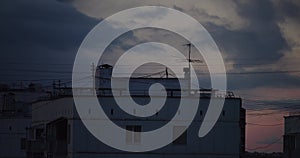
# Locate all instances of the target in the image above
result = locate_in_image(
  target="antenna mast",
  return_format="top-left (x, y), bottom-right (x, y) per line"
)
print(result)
top-left (91, 63), bottom-right (96, 96)
top-left (184, 43), bottom-right (192, 93)
top-left (183, 43), bottom-right (202, 93)
top-left (165, 67), bottom-right (169, 78)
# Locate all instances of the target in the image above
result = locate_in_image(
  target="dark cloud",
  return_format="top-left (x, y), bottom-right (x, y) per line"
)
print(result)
top-left (0, 0), bottom-right (98, 83)
top-left (228, 73), bottom-right (300, 90)
top-left (275, 0), bottom-right (300, 18)
top-left (210, 1), bottom-right (287, 64)
top-left (203, 0), bottom-right (300, 89)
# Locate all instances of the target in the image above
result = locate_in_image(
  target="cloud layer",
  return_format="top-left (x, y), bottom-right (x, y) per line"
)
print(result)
top-left (65, 0), bottom-right (300, 90)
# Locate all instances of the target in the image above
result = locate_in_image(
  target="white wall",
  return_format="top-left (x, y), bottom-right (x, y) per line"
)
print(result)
top-left (31, 96), bottom-right (242, 158)
top-left (71, 97), bottom-right (242, 158)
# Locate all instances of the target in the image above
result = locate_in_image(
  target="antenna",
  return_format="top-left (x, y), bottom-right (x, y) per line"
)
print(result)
top-left (165, 67), bottom-right (169, 78)
top-left (183, 43), bottom-right (192, 93)
top-left (91, 63), bottom-right (96, 96)
top-left (183, 43), bottom-right (203, 93)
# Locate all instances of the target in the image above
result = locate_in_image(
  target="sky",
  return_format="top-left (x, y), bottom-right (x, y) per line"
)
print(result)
top-left (1, 0), bottom-right (300, 152)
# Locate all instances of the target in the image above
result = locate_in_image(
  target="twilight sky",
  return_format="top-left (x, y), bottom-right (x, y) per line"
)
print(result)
top-left (1, 0), bottom-right (300, 152)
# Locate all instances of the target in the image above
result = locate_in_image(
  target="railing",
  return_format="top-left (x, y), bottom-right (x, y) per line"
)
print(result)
top-left (71, 88), bottom-right (232, 98)
top-left (54, 87), bottom-right (236, 99)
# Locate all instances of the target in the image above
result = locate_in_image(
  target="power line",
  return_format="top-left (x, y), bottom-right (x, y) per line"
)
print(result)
top-left (246, 136), bottom-right (282, 151)
top-left (247, 122), bottom-right (283, 127)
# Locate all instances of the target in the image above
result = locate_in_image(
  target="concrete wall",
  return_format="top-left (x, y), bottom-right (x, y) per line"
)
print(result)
top-left (73, 97), bottom-right (242, 158)
top-left (31, 96), bottom-right (243, 158)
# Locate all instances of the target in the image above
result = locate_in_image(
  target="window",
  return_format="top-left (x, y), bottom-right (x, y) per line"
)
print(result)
top-left (35, 129), bottom-right (44, 140)
top-left (173, 126), bottom-right (187, 145)
top-left (20, 138), bottom-right (26, 150)
top-left (67, 125), bottom-right (71, 144)
top-left (110, 109), bottom-right (114, 115)
top-left (126, 125), bottom-right (141, 144)
top-left (56, 119), bottom-right (67, 141)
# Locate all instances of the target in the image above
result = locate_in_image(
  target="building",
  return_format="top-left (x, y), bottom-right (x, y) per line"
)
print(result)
top-left (284, 114), bottom-right (300, 158)
top-left (26, 65), bottom-right (246, 158)
top-left (0, 84), bottom-right (50, 158)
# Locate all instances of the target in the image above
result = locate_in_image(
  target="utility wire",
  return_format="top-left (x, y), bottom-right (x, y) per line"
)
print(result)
top-left (246, 136), bottom-right (282, 151)
top-left (246, 122), bottom-right (283, 127)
